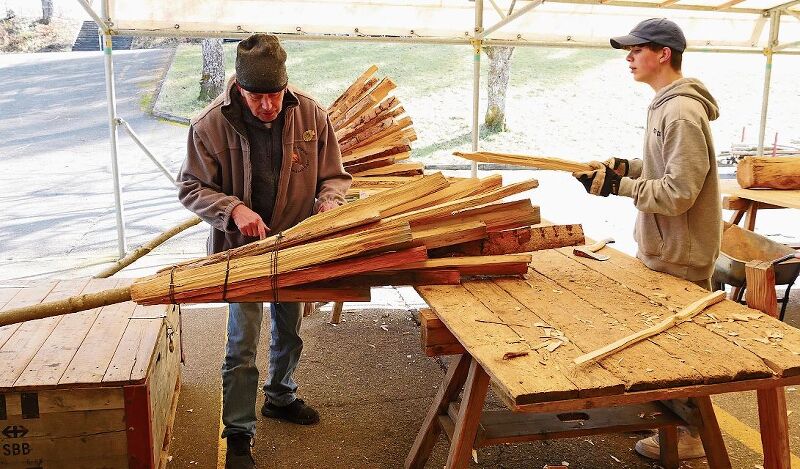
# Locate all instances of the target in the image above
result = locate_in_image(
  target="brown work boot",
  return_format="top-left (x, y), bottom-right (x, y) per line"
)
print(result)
top-left (635, 426), bottom-right (705, 460)
top-left (225, 434), bottom-right (256, 469)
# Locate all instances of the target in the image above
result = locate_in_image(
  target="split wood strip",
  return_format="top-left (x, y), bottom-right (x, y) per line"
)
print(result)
top-left (383, 254), bottom-right (532, 276)
top-left (308, 270), bottom-right (461, 290)
top-left (411, 220), bottom-right (487, 250)
top-left (528, 249), bottom-right (773, 384)
top-left (328, 64), bottom-right (378, 116)
top-left (95, 216), bottom-right (202, 278)
top-left (233, 286), bottom-right (371, 303)
top-left (351, 176), bottom-right (422, 188)
top-left (335, 98), bottom-right (403, 142)
top-left (342, 143), bottom-right (410, 164)
top-left (574, 291), bottom-right (726, 365)
top-left (454, 151), bottom-right (593, 172)
top-left (737, 156), bottom-right (800, 190)
top-left (329, 76), bottom-right (379, 124)
top-left (386, 175), bottom-right (502, 217)
top-left (351, 162), bottom-right (423, 177)
top-left (560, 245), bottom-right (800, 377)
top-left (0, 283), bottom-right (131, 328)
top-left (343, 156), bottom-right (397, 174)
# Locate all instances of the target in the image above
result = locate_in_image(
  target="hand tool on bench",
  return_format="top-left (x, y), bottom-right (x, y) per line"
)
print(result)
top-left (573, 238), bottom-right (614, 261)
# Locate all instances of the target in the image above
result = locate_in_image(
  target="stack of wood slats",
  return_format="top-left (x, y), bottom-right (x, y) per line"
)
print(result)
top-left (0, 172), bottom-right (590, 327)
top-left (328, 66), bottom-right (422, 185)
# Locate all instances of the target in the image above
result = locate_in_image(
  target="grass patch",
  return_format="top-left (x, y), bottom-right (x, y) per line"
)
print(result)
top-left (156, 41), bottom-right (618, 164)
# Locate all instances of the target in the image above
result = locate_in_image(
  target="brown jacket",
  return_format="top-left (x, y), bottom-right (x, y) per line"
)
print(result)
top-left (177, 76), bottom-right (351, 254)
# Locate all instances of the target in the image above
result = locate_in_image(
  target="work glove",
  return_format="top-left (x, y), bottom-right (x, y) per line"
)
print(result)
top-left (604, 157), bottom-right (630, 177)
top-left (573, 164), bottom-right (622, 197)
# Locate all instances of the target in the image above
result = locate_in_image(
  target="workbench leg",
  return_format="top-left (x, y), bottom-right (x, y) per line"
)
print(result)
top-left (690, 396), bottom-right (731, 469)
top-left (658, 425), bottom-right (679, 469)
top-left (302, 302), bottom-right (314, 317)
top-left (445, 358), bottom-right (490, 469)
top-left (405, 355), bottom-right (471, 469)
top-left (329, 302), bottom-right (344, 324)
top-left (729, 208), bottom-right (746, 226)
top-left (744, 202), bottom-right (758, 231)
top-left (757, 387), bottom-right (791, 469)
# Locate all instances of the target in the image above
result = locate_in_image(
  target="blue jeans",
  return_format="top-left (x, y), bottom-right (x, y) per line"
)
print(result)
top-left (220, 301), bottom-right (303, 439)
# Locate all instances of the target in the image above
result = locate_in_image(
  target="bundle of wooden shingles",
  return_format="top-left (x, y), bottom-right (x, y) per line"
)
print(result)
top-left (129, 172), bottom-right (583, 306)
top-left (328, 66), bottom-right (422, 190)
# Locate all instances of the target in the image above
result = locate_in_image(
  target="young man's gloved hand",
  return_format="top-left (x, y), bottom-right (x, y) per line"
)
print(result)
top-left (573, 163), bottom-right (622, 197)
top-left (604, 157), bottom-right (630, 177)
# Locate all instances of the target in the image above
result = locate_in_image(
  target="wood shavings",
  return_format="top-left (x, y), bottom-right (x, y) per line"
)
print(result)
top-left (475, 319), bottom-right (529, 328)
top-left (534, 322), bottom-right (551, 328)
top-left (646, 368), bottom-right (654, 373)
top-left (502, 351), bottom-right (529, 360)
top-left (546, 341), bottom-right (563, 352)
top-left (610, 455), bottom-right (621, 463)
top-left (752, 337), bottom-right (771, 345)
top-left (706, 312), bottom-right (719, 322)
top-left (768, 331), bottom-right (784, 340)
top-left (727, 332), bottom-right (739, 337)
top-left (731, 313), bottom-right (752, 322)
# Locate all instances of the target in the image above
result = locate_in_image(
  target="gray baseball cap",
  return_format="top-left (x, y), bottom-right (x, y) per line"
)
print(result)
top-left (610, 18), bottom-right (687, 53)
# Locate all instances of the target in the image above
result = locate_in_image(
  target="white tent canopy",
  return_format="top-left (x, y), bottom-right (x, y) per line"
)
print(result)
top-left (78, 0), bottom-right (800, 257)
top-left (109, 0), bottom-right (800, 52)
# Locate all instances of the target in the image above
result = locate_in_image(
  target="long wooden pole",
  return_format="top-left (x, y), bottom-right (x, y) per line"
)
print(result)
top-left (454, 151), bottom-right (593, 172)
top-left (0, 286), bottom-right (133, 327)
top-left (95, 216), bottom-right (202, 278)
top-left (573, 291), bottom-right (726, 365)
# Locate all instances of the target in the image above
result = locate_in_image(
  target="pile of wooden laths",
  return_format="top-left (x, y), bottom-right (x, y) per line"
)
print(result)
top-left (328, 66), bottom-right (421, 191)
top-left (131, 173), bottom-right (544, 305)
top-left (0, 172), bottom-right (590, 327)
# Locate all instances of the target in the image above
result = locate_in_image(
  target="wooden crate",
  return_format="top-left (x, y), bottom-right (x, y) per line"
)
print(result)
top-left (0, 278), bottom-right (182, 468)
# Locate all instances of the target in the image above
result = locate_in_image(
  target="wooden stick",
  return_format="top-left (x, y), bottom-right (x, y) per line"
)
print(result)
top-left (573, 291), bottom-right (726, 365)
top-left (0, 286), bottom-right (133, 327)
top-left (95, 216), bottom-right (202, 278)
top-left (454, 151), bottom-right (593, 172)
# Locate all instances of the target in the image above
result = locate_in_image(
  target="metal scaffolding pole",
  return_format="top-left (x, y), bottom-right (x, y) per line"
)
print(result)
top-left (757, 10), bottom-right (782, 156)
top-left (471, 0), bottom-right (484, 178)
top-left (116, 118), bottom-right (176, 184)
top-left (101, 0), bottom-right (128, 256)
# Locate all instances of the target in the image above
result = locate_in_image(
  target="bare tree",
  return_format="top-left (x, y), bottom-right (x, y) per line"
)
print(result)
top-left (199, 38), bottom-right (225, 102)
top-left (40, 0), bottom-right (53, 25)
top-left (482, 2), bottom-right (517, 132)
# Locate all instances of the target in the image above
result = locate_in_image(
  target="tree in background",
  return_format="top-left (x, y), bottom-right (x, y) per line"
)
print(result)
top-left (40, 0), bottom-right (53, 25)
top-left (199, 38), bottom-right (225, 101)
top-left (482, 1), bottom-right (517, 132)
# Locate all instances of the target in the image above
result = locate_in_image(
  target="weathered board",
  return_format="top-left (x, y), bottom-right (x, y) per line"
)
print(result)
top-left (0, 279), bottom-right (181, 469)
top-left (416, 246), bottom-right (800, 408)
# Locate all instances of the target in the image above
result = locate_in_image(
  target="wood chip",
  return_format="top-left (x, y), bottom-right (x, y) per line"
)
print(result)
top-left (546, 341), bottom-right (563, 352)
top-left (502, 351), bottom-right (529, 360)
top-left (534, 322), bottom-right (551, 328)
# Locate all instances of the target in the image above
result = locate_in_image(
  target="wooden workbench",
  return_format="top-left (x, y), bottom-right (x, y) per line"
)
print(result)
top-left (409, 246), bottom-right (800, 469)
top-left (720, 178), bottom-right (800, 231)
top-left (0, 278), bottom-right (182, 468)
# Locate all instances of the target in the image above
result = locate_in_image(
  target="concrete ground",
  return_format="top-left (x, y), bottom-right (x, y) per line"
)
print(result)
top-left (1, 49), bottom-right (800, 468)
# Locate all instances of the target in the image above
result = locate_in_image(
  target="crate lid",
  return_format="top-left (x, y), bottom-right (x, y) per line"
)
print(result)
top-left (0, 278), bottom-right (169, 391)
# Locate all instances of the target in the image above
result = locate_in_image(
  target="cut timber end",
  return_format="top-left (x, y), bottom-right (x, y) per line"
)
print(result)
top-left (736, 156), bottom-right (800, 190)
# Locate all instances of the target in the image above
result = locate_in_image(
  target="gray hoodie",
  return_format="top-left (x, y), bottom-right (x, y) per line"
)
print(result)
top-left (618, 78), bottom-right (721, 281)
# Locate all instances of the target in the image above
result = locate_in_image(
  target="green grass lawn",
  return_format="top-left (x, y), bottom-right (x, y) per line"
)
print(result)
top-left (155, 40), bottom-right (800, 165)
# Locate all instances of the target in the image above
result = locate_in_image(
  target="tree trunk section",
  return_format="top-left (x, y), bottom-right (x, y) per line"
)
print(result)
top-left (40, 0), bottom-right (53, 25)
top-left (484, 46), bottom-right (514, 132)
top-left (737, 156), bottom-right (800, 189)
top-left (199, 38), bottom-right (225, 102)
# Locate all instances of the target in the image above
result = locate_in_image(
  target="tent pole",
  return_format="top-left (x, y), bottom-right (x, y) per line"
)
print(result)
top-left (471, 0), bottom-right (484, 179)
top-left (101, 0), bottom-right (127, 257)
top-left (757, 10), bottom-right (781, 157)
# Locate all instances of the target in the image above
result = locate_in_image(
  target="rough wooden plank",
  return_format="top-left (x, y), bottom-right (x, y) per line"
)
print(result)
top-left (0, 279), bottom-right (91, 389)
top-left (719, 178), bottom-right (800, 210)
top-left (0, 281), bottom-right (56, 350)
top-left (745, 260), bottom-right (778, 318)
top-left (2, 388), bottom-right (124, 414)
top-left (533, 249), bottom-right (775, 383)
top-left (561, 246), bottom-right (800, 377)
top-left (15, 278), bottom-right (121, 388)
top-left (103, 304), bottom-right (166, 383)
top-left (59, 298), bottom-right (138, 385)
top-left (430, 223), bottom-right (584, 257)
top-left (462, 280), bottom-right (625, 400)
top-left (416, 284), bottom-right (580, 404)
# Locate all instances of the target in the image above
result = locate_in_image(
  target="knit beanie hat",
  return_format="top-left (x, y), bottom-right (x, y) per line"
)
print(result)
top-left (235, 34), bottom-right (288, 94)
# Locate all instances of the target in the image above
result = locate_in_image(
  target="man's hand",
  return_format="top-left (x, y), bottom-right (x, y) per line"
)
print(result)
top-left (573, 164), bottom-right (622, 197)
top-left (231, 204), bottom-right (269, 239)
top-left (314, 200), bottom-right (340, 214)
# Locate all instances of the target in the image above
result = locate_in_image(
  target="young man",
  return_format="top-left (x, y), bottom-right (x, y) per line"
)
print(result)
top-left (177, 34), bottom-right (351, 468)
top-left (573, 18), bottom-right (721, 460)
